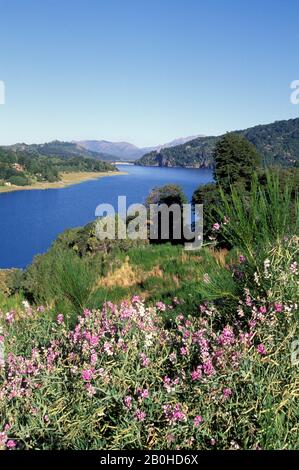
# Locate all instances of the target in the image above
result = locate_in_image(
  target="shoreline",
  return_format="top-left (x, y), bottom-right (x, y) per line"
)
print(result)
top-left (0, 171), bottom-right (127, 194)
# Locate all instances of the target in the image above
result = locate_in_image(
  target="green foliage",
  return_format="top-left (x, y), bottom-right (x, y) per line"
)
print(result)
top-left (145, 184), bottom-right (187, 207)
top-left (0, 146), bottom-right (116, 186)
top-left (213, 133), bottom-right (261, 190)
top-left (215, 172), bottom-right (299, 271)
top-left (137, 117), bottom-right (299, 168)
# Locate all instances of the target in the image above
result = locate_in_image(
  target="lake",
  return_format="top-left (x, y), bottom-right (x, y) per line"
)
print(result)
top-left (0, 165), bottom-right (213, 269)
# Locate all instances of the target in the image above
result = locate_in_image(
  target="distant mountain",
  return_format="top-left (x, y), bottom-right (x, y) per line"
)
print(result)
top-left (75, 140), bottom-right (142, 160)
top-left (5, 141), bottom-right (117, 162)
top-left (76, 136), bottom-right (202, 161)
top-left (136, 119), bottom-right (299, 168)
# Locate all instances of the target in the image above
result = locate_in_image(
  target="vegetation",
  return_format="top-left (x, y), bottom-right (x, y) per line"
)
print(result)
top-left (213, 133), bottom-right (261, 191)
top-left (0, 140), bottom-right (298, 450)
top-left (136, 117), bottom-right (299, 168)
top-left (192, 135), bottom-right (299, 240)
top-left (0, 173), bottom-right (298, 449)
top-left (0, 146), bottom-right (117, 187)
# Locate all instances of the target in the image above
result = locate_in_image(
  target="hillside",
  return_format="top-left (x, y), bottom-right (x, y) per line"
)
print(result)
top-left (5, 141), bottom-right (117, 162)
top-left (0, 146), bottom-right (117, 187)
top-left (76, 135), bottom-right (203, 161)
top-left (136, 118), bottom-right (299, 168)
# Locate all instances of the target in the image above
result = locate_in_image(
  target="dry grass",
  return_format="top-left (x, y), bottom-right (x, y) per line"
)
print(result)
top-left (0, 171), bottom-right (126, 193)
top-left (99, 257), bottom-right (164, 288)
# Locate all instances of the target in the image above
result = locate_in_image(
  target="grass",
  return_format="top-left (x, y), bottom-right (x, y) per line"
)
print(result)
top-left (0, 172), bottom-right (298, 449)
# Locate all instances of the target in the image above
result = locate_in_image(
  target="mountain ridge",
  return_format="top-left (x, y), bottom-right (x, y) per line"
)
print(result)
top-left (135, 118), bottom-right (299, 168)
top-left (76, 135), bottom-right (203, 161)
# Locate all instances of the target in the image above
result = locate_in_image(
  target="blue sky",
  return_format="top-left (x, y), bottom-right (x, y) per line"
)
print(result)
top-left (0, 0), bottom-right (298, 146)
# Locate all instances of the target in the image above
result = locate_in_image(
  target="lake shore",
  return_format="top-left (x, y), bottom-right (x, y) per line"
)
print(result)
top-left (0, 171), bottom-right (127, 194)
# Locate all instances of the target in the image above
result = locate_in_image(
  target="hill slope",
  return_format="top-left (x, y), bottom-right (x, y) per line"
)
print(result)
top-left (136, 118), bottom-right (299, 168)
top-left (76, 135), bottom-right (203, 161)
top-left (5, 141), bottom-right (117, 162)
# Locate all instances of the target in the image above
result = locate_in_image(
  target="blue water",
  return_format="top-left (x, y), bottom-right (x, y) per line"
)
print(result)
top-left (0, 165), bottom-right (213, 269)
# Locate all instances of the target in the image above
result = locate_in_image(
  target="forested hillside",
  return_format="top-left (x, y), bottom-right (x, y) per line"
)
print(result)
top-left (0, 147), bottom-right (117, 186)
top-left (136, 118), bottom-right (299, 168)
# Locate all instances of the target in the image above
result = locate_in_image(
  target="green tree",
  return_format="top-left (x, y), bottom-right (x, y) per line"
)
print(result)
top-left (213, 133), bottom-right (261, 190)
top-left (145, 184), bottom-right (187, 207)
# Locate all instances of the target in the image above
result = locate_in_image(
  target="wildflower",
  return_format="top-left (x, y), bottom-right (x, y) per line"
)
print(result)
top-left (257, 344), bottom-right (266, 355)
top-left (103, 342), bottom-right (113, 356)
top-left (202, 360), bottom-right (216, 376)
top-left (139, 353), bottom-right (150, 367)
top-left (90, 353), bottom-right (98, 365)
top-left (132, 295), bottom-right (141, 303)
top-left (6, 440), bottom-right (16, 449)
top-left (81, 369), bottom-right (93, 382)
top-left (259, 306), bottom-right (267, 314)
top-left (274, 303), bottom-right (283, 313)
top-left (86, 383), bottom-right (96, 396)
top-left (83, 308), bottom-right (91, 318)
top-left (137, 388), bottom-right (149, 399)
top-left (290, 261), bottom-right (298, 274)
top-left (218, 326), bottom-right (235, 346)
top-left (239, 255), bottom-right (246, 263)
top-left (194, 415), bottom-right (203, 427)
top-left (36, 305), bottom-right (45, 313)
top-left (163, 376), bottom-right (179, 393)
top-left (180, 346), bottom-right (188, 356)
top-left (223, 388), bottom-right (232, 399)
top-left (56, 314), bottom-right (64, 325)
top-left (169, 351), bottom-right (177, 364)
top-left (191, 366), bottom-right (202, 381)
top-left (124, 395), bottom-right (132, 409)
top-left (134, 409), bottom-right (146, 421)
top-left (254, 272), bottom-right (260, 286)
top-left (44, 415), bottom-right (50, 423)
top-left (90, 335), bottom-right (99, 347)
top-left (166, 433), bottom-right (175, 444)
top-left (212, 222), bottom-right (220, 231)
top-left (163, 403), bottom-right (186, 424)
top-left (264, 259), bottom-right (271, 269)
top-left (156, 301), bottom-right (166, 311)
top-left (5, 311), bottom-right (15, 325)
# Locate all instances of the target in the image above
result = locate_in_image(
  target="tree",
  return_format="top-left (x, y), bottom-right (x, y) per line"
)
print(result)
top-left (145, 184), bottom-right (187, 245)
top-left (213, 133), bottom-right (261, 190)
top-left (145, 184), bottom-right (187, 207)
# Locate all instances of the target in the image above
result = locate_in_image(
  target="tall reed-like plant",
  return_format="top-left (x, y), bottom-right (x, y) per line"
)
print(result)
top-left (215, 172), bottom-right (299, 270)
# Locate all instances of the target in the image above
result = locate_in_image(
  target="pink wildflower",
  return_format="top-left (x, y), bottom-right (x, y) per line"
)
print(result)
top-left (191, 366), bottom-right (202, 381)
top-left (137, 388), bottom-right (149, 399)
top-left (6, 440), bottom-right (16, 449)
top-left (274, 303), bottom-right (283, 312)
top-left (156, 301), bottom-right (166, 311)
top-left (134, 409), bottom-right (146, 421)
top-left (223, 388), bottom-right (232, 399)
top-left (212, 222), bottom-right (221, 231)
top-left (103, 342), bottom-right (113, 356)
top-left (139, 353), bottom-right (150, 367)
top-left (259, 306), bottom-right (267, 314)
top-left (180, 346), bottom-right (188, 356)
top-left (5, 311), bottom-right (15, 325)
top-left (124, 395), bottom-right (132, 409)
top-left (257, 344), bottom-right (266, 355)
top-left (56, 314), bottom-right (64, 325)
top-left (194, 415), bottom-right (203, 427)
top-left (81, 369), bottom-right (93, 382)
